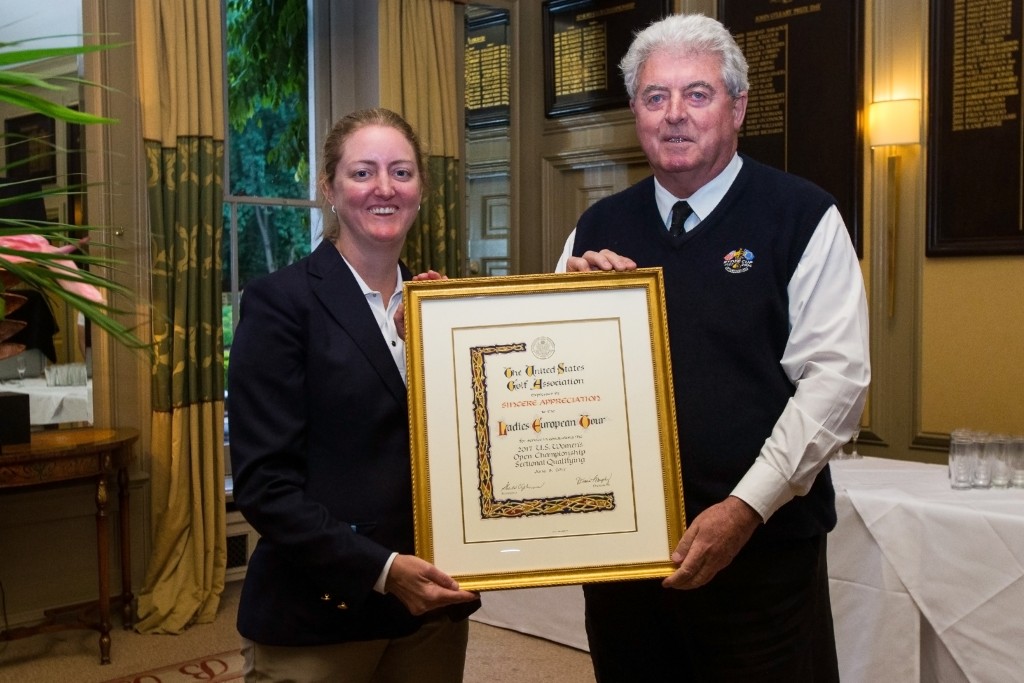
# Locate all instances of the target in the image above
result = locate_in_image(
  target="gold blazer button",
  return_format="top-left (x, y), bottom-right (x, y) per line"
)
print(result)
top-left (336, 602), bottom-right (348, 610)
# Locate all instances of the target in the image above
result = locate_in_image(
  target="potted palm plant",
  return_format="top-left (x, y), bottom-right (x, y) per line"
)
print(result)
top-left (1, 36), bottom-right (142, 360)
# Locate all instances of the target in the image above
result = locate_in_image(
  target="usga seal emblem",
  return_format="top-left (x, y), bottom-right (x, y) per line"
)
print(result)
top-left (531, 336), bottom-right (555, 359)
top-left (723, 248), bottom-right (755, 274)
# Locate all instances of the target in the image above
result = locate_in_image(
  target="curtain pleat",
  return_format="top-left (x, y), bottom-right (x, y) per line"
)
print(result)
top-left (134, 0), bottom-right (227, 635)
top-left (379, 0), bottom-right (461, 276)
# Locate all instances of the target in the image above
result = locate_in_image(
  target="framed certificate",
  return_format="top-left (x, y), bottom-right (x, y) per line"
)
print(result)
top-left (404, 268), bottom-right (684, 591)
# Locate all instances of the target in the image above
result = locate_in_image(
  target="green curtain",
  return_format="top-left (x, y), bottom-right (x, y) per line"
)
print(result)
top-left (379, 0), bottom-right (462, 276)
top-left (406, 156), bottom-right (460, 275)
top-left (133, 0), bottom-right (227, 634)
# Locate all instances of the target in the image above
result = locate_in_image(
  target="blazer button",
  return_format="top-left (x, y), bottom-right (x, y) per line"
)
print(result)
top-left (320, 593), bottom-right (332, 602)
top-left (336, 602), bottom-right (348, 610)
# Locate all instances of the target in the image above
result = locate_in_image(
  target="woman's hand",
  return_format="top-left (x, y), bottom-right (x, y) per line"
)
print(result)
top-left (385, 554), bottom-right (477, 615)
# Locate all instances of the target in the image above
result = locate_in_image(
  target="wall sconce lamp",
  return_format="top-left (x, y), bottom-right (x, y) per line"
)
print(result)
top-left (868, 99), bottom-right (921, 317)
top-left (868, 99), bottom-right (921, 147)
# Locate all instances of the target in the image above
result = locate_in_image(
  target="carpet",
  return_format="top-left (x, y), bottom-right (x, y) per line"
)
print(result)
top-left (100, 649), bottom-right (244, 683)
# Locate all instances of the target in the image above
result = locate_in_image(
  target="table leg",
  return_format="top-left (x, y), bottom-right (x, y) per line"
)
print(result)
top-left (95, 455), bottom-right (112, 664)
top-left (118, 463), bottom-right (134, 629)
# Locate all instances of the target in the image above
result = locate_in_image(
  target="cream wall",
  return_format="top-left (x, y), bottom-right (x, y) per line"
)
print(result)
top-left (922, 260), bottom-right (1024, 434)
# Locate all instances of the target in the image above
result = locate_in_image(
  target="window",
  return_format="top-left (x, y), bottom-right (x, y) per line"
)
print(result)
top-left (222, 0), bottom-right (318, 452)
top-left (224, 0), bottom-right (317, 325)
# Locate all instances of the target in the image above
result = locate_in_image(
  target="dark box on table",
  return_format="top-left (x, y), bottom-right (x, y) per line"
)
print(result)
top-left (0, 391), bottom-right (31, 449)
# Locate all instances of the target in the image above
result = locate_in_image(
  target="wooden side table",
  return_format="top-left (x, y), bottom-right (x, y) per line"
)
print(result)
top-left (0, 427), bottom-right (140, 664)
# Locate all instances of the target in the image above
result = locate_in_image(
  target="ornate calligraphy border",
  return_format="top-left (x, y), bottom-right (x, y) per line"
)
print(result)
top-left (470, 342), bottom-right (616, 519)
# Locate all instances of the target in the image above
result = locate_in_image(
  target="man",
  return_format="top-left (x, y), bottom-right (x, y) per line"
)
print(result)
top-left (555, 14), bottom-right (870, 681)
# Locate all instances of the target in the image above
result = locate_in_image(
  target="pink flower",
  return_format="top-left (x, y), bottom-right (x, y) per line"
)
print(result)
top-left (0, 234), bottom-right (105, 303)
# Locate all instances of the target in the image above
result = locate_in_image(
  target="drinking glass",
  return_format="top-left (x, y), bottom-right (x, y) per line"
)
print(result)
top-left (1010, 436), bottom-right (1024, 489)
top-left (847, 429), bottom-right (861, 459)
top-left (988, 434), bottom-right (1012, 488)
top-left (948, 432), bottom-right (975, 490)
top-left (971, 432), bottom-right (992, 489)
top-left (16, 356), bottom-right (27, 381)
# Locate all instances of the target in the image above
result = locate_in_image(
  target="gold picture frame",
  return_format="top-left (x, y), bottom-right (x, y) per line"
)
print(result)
top-left (405, 268), bottom-right (684, 591)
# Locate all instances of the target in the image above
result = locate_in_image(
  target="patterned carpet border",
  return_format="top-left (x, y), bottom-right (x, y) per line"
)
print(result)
top-left (101, 649), bottom-right (243, 683)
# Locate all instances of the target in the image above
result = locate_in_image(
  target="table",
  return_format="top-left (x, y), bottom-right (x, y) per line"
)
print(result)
top-left (0, 377), bottom-right (93, 425)
top-left (828, 456), bottom-right (1024, 682)
top-left (0, 427), bottom-right (139, 664)
top-left (472, 456), bottom-right (1024, 682)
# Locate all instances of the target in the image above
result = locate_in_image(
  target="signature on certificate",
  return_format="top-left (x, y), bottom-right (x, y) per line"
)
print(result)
top-left (576, 474), bottom-right (612, 488)
top-left (500, 481), bottom-right (547, 494)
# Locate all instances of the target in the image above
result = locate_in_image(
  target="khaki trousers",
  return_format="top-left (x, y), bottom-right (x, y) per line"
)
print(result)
top-left (242, 615), bottom-right (469, 683)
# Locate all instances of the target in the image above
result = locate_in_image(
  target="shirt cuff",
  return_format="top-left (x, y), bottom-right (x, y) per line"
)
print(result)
top-left (731, 459), bottom-right (795, 522)
top-left (374, 552), bottom-right (398, 594)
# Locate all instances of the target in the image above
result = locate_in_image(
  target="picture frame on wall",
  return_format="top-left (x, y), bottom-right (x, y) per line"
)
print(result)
top-left (926, 1), bottom-right (1024, 256)
top-left (465, 7), bottom-right (511, 129)
top-left (3, 113), bottom-right (57, 182)
top-left (542, 0), bottom-right (671, 118)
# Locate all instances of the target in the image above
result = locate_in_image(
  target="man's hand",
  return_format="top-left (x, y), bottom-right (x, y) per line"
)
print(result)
top-left (395, 270), bottom-right (447, 340)
top-left (385, 554), bottom-right (478, 616)
top-left (662, 496), bottom-right (762, 590)
top-left (566, 249), bottom-right (637, 273)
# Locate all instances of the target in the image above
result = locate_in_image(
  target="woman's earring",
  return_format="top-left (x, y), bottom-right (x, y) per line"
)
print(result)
top-left (331, 205), bottom-right (337, 214)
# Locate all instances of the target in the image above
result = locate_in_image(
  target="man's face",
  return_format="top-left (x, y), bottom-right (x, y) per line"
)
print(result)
top-left (631, 50), bottom-right (747, 197)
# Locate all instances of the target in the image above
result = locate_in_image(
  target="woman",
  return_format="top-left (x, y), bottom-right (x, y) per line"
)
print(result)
top-left (229, 108), bottom-right (478, 682)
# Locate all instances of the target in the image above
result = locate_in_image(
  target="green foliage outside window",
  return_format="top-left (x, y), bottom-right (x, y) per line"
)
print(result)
top-left (224, 0), bottom-right (312, 293)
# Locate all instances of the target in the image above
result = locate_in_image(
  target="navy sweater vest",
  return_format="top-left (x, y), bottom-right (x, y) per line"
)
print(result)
top-left (573, 155), bottom-right (838, 541)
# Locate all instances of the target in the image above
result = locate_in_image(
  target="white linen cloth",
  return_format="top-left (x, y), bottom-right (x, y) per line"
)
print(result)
top-left (473, 584), bottom-right (588, 651)
top-left (1, 377), bottom-right (93, 425)
top-left (830, 456), bottom-right (1024, 683)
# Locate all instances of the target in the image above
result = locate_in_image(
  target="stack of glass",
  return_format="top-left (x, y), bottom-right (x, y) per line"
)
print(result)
top-left (948, 429), bottom-right (1024, 490)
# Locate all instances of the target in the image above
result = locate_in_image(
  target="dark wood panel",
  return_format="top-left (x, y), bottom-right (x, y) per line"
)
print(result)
top-left (720, 1), bottom-right (864, 256)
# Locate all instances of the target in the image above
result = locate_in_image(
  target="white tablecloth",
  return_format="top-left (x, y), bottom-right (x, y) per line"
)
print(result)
top-left (829, 456), bottom-right (1024, 683)
top-left (472, 456), bottom-right (1024, 682)
top-left (0, 377), bottom-right (92, 425)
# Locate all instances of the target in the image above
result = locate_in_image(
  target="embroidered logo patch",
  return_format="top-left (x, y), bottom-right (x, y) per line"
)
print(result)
top-left (723, 248), bottom-right (754, 274)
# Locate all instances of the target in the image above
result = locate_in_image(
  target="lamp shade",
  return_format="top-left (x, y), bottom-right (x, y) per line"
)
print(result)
top-left (869, 99), bottom-right (921, 146)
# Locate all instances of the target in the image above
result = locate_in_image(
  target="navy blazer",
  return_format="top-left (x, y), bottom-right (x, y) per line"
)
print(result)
top-left (229, 240), bottom-right (448, 645)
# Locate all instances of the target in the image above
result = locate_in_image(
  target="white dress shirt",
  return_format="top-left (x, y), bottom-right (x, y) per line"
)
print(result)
top-left (554, 154), bottom-right (871, 522)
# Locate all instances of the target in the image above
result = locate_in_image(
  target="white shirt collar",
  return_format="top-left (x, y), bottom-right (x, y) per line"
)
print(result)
top-left (654, 154), bottom-right (744, 231)
top-left (338, 254), bottom-right (402, 303)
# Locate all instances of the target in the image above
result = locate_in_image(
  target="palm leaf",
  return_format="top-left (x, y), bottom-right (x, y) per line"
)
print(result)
top-left (0, 36), bottom-right (145, 353)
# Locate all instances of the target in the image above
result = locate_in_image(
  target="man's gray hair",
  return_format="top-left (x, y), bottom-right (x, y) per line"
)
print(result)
top-left (619, 13), bottom-right (749, 100)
